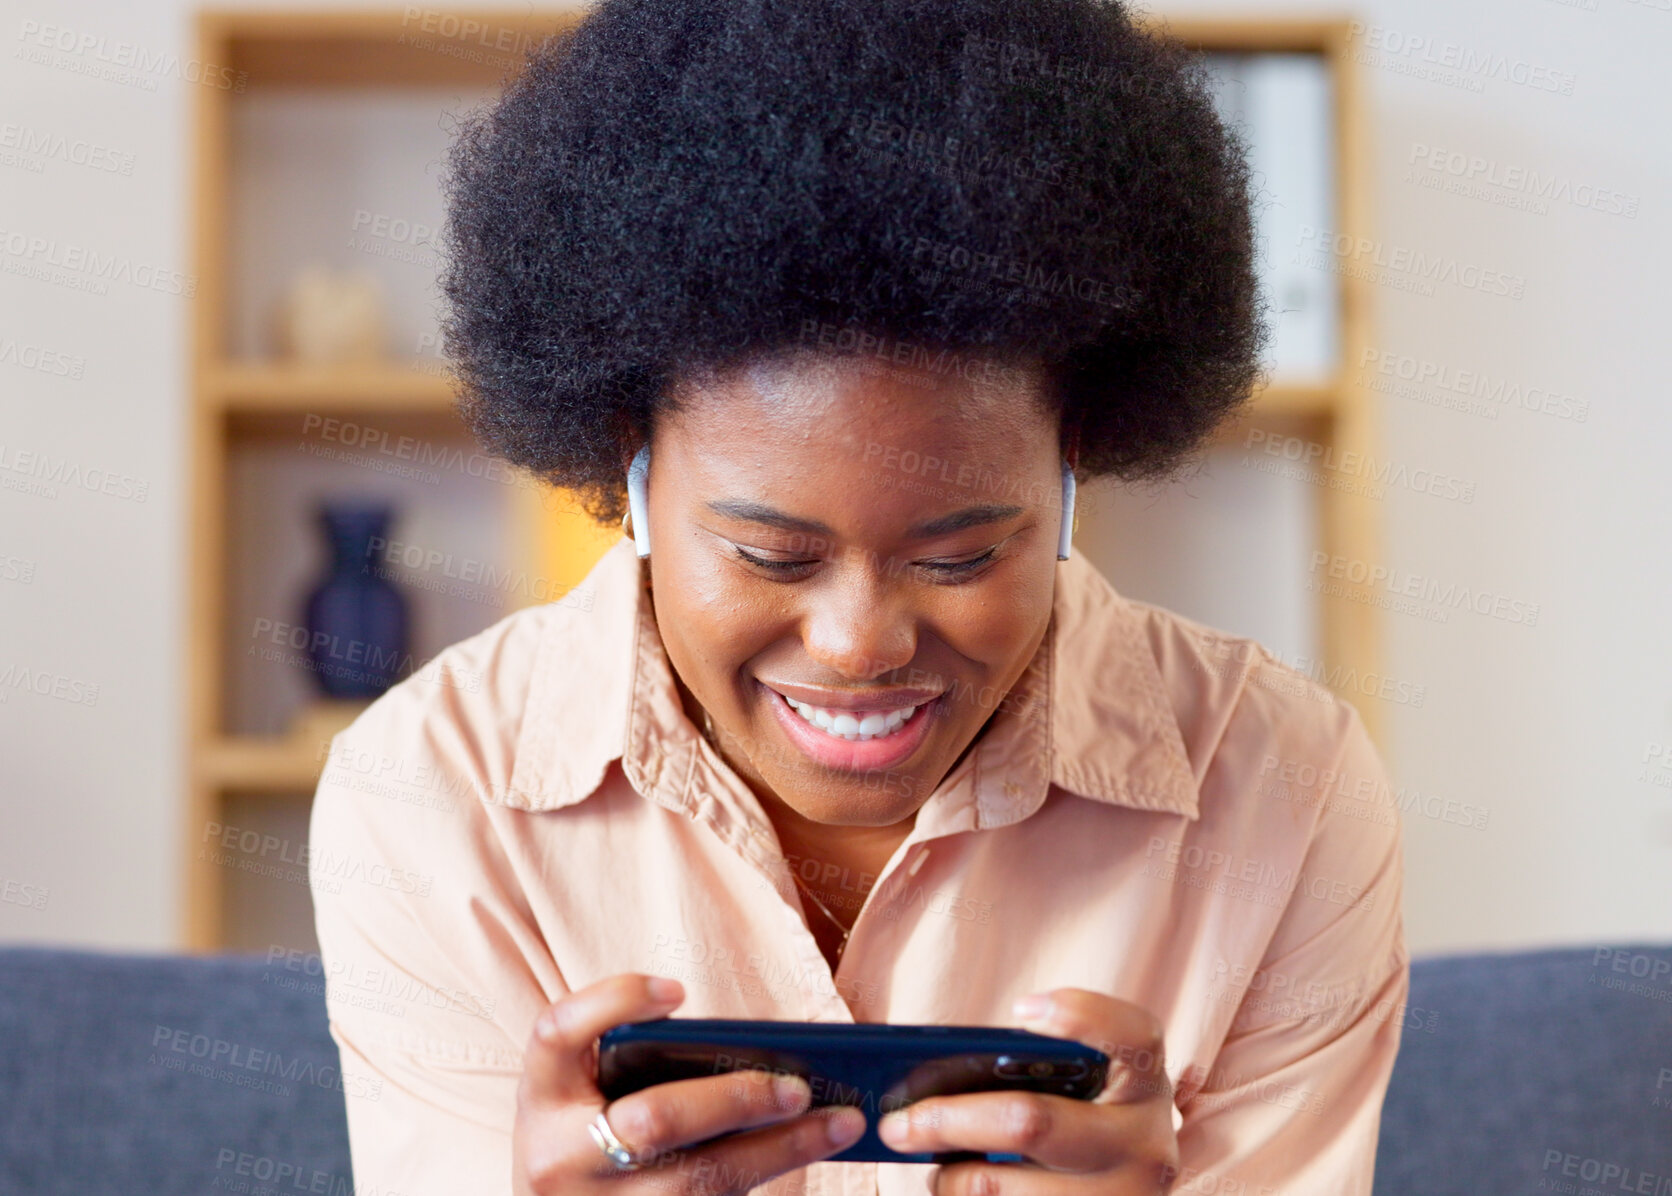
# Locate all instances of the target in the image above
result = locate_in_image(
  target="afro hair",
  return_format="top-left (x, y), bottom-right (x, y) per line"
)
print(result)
top-left (438, 0), bottom-right (1269, 525)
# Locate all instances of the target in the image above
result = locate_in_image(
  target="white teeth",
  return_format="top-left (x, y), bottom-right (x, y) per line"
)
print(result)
top-left (781, 694), bottom-right (925, 742)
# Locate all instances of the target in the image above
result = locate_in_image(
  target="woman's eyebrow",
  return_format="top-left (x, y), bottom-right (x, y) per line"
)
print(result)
top-left (704, 499), bottom-right (1025, 539)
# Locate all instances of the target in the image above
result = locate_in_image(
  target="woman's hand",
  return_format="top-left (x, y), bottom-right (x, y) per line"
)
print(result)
top-left (512, 973), bottom-right (866, 1195)
top-left (877, 988), bottom-right (1180, 1194)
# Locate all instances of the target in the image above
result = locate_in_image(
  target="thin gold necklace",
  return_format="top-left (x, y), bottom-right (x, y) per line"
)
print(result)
top-left (704, 710), bottom-right (854, 952)
top-left (789, 869), bottom-right (854, 950)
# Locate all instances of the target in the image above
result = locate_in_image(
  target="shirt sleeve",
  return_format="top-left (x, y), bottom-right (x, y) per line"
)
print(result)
top-left (306, 680), bottom-right (558, 1196)
top-left (1173, 698), bottom-right (1411, 1196)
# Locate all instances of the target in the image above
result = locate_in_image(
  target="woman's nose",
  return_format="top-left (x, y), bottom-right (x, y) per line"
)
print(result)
top-left (800, 562), bottom-right (917, 681)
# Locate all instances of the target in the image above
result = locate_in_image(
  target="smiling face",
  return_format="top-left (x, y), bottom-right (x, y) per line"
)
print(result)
top-left (640, 350), bottom-right (1064, 833)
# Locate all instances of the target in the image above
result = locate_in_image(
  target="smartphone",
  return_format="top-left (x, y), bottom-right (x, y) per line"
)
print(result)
top-left (596, 1016), bottom-right (1109, 1165)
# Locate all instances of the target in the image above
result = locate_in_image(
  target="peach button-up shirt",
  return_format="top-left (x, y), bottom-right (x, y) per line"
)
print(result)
top-left (308, 534), bottom-right (1409, 1196)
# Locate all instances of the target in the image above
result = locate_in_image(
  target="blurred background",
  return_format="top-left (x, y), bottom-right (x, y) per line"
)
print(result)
top-left (1, 0), bottom-right (1667, 964)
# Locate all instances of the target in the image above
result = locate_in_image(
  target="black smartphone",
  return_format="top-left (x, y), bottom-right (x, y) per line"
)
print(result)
top-left (596, 1016), bottom-right (1109, 1165)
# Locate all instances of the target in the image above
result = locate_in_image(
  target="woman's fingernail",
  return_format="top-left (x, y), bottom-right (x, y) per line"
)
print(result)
top-left (878, 1111), bottom-right (910, 1146)
top-left (1012, 994), bottom-right (1052, 1021)
top-left (648, 977), bottom-right (683, 1002)
top-left (826, 1107), bottom-right (865, 1146)
top-left (773, 1074), bottom-right (811, 1111)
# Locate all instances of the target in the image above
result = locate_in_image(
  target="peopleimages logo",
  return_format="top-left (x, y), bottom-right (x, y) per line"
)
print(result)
top-left (1243, 428), bottom-right (1477, 503)
top-left (1358, 347), bottom-right (1590, 424)
top-left (0, 227), bottom-right (196, 296)
top-left (1295, 224), bottom-right (1526, 299)
top-left (1406, 142), bottom-right (1638, 219)
top-left (0, 337), bottom-right (86, 379)
top-left (0, 122), bottom-right (136, 175)
top-left (0, 442), bottom-right (149, 503)
top-left (15, 19), bottom-right (247, 91)
top-left (1347, 20), bottom-right (1577, 95)
top-left (1308, 552), bottom-right (1541, 627)
top-left (1539, 1151), bottom-right (1670, 1195)
top-left (149, 1024), bottom-right (382, 1101)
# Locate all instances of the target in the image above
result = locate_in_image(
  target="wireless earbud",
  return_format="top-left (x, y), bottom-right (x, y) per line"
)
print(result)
top-left (626, 443), bottom-right (652, 557)
top-left (1057, 458), bottom-right (1076, 561)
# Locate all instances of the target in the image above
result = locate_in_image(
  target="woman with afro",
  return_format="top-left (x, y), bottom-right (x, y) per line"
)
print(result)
top-left (308, 0), bottom-right (1409, 1193)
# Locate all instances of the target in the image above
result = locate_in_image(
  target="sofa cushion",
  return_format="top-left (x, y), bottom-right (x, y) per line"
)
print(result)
top-left (1375, 943), bottom-right (1672, 1194)
top-left (4, 943), bottom-right (1669, 1193)
top-left (0, 947), bottom-right (352, 1195)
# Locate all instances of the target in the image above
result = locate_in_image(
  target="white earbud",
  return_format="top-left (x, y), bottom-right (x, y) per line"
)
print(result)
top-left (1057, 457), bottom-right (1076, 561)
top-left (626, 443), bottom-right (652, 558)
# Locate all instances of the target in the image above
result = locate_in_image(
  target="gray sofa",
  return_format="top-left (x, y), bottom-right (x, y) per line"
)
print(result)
top-left (2, 943), bottom-right (1669, 1193)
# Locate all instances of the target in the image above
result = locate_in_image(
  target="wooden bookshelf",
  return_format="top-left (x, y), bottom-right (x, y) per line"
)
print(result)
top-left (183, 8), bottom-right (1380, 950)
top-left (1173, 14), bottom-right (1383, 750)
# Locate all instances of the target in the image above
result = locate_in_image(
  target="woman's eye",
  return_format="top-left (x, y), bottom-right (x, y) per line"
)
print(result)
top-left (733, 546), bottom-right (814, 574)
top-left (731, 545), bottom-right (998, 578)
top-left (923, 548), bottom-right (998, 576)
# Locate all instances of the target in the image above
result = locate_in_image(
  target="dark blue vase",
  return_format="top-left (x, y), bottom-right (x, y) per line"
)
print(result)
top-left (301, 500), bottom-right (409, 699)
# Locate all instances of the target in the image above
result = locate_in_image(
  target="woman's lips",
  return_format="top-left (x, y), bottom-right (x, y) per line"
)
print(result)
top-left (761, 680), bottom-right (938, 773)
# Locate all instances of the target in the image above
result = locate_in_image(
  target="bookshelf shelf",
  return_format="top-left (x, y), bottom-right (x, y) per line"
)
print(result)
top-left (205, 360), bottom-right (459, 411)
top-left (1249, 379), bottom-right (1340, 419)
top-left (198, 734), bottom-right (344, 793)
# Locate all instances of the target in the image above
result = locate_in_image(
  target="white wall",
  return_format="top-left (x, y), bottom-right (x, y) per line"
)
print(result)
top-left (1, 0), bottom-right (1667, 956)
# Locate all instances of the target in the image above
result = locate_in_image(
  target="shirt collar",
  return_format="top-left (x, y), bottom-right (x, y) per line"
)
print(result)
top-left (506, 536), bottom-right (1199, 824)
